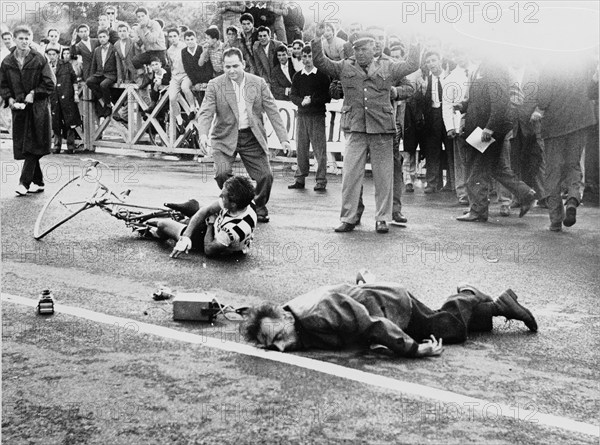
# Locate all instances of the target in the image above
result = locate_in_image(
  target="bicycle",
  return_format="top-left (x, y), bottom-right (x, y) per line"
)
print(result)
top-left (33, 159), bottom-right (184, 240)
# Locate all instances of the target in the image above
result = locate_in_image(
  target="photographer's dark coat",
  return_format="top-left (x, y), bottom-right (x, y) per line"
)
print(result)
top-left (0, 48), bottom-right (55, 159)
top-left (51, 59), bottom-right (82, 130)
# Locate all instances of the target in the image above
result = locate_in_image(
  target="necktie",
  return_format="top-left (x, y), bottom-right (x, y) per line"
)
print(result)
top-left (437, 77), bottom-right (443, 102)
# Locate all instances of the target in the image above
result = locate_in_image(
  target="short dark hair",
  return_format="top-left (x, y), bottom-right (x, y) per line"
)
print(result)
top-left (226, 26), bottom-right (239, 36)
top-left (77, 24), bottom-right (90, 32)
top-left (424, 50), bottom-right (441, 61)
top-left (256, 26), bottom-right (270, 36)
top-left (183, 30), bottom-right (196, 39)
top-left (47, 28), bottom-right (59, 36)
top-left (155, 19), bottom-right (165, 29)
top-left (275, 44), bottom-right (288, 54)
top-left (1, 31), bottom-right (12, 38)
top-left (301, 46), bottom-right (312, 55)
top-left (240, 13), bottom-right (254, 24)
top-left (292, 39), bottom-right (304, 48)
top-left (223, 176), bottom-right (255, 209)
top-left (242, 303), bottom-right (282, 343)
top-left (149, 56), bottom-right (162, 64)
top-left (97, 29), bottom-right (109, 37)
top-left (13, 25), bottom-right (32, 37)
top-left (135, 7), bottom-right (148, 15)
top-left (167, 28), bottom-right (179, 36)
top-left (205, 27), bottom-right (220, 40)
top-left (179, 25), bottom-right (189, 33)
top-left (222, 47), bottom-right (243, 62)
top-left (117, 22), bottom-right (130, 31)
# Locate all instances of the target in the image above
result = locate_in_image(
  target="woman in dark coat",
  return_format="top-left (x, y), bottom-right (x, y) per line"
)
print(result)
top-left (49, 47), bottom-right (81, 153)
top-left (0, 25), bottom-right (55, 195)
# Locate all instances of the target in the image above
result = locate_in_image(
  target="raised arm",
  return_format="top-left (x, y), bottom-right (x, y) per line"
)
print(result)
top-left (310, 37), bottom-right (343, 79)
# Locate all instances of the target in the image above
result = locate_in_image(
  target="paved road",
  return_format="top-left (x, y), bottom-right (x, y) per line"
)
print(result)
top-left (2, 145), bottom-right (599, 444)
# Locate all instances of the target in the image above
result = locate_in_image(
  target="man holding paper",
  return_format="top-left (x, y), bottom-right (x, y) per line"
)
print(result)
top-left (454, 59), bottom-right (536, 222)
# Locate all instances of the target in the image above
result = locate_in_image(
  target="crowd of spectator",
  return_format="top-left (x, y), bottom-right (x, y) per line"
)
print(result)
top-left (0, 1), bottom-right (598, 233)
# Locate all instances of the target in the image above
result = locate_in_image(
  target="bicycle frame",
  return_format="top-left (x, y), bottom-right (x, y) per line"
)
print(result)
top-left (34, 159), bottom-right (183, 240)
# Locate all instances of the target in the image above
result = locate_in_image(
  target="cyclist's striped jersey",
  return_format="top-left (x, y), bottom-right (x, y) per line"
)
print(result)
top-left (214, 204), bottom-right (257, 254)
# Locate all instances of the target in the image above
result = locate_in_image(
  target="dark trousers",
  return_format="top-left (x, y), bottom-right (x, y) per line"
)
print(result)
top-left (511, 124), bottom-right (546, 200)
top-left (422, 108), bottom-right (446, 189)
top-left (86, 75), bottom-right (115, 107)
top-left (465, 137), bottom-right (533, 217)
top-left (132, 50), bottom-right (167, 69)
top-left (295, 114), bottom-right (327, 185)
top-left (20, 154), bottom-right (44, 188)
top-left (544, 128), bottom-right (587, 225)
top-left (405, 292), bottom-right (494, 344)
top-left (212, 129), bottom-right (273, 217)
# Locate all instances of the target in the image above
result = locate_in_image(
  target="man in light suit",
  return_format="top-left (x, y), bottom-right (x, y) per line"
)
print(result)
top-left (252, 26), bottom-right (283, 86)
top-left (197, 47), bottom-right (291, 223)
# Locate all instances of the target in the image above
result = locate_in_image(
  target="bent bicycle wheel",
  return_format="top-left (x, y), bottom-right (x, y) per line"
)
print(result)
top-left (33, 173), bottom-right (100, 240)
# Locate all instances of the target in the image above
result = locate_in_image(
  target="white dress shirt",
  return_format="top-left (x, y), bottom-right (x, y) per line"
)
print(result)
top-left (231, 75), bottom-right (250, 130)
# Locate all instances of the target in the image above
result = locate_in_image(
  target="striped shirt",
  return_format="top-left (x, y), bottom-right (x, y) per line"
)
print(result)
top-left (214, 204), bottom-right (257, 254)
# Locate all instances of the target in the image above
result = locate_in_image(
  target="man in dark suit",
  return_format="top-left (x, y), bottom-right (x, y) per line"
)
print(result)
top-left (97, 14), bottom-right (119, 45)
top-left (456, 59), bottom-right (536, 222)
top-left (239, 13), bottom-right (259, 74)
top-left (70, 24), bottom-right (99, 81)
top-left (252, 26), bottom-right (283, 85)
top-left (114, 22), bottom-right (139, 84)
top-left (532, 56), bottom-right (597, 231)
top-left (86, 29), bottom-right (117, 117)
top-left (196, 48), bottom-right (291, 223)
top-left (507, 56), bottom-right (546, 207)
top-left (270, 44), bottom-right (294, 100)
top-left (419, 50), bottom-right (448, 193)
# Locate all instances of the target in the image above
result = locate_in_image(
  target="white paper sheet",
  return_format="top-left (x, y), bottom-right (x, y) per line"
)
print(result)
top-left (466, 127), bottom-right (495, 153)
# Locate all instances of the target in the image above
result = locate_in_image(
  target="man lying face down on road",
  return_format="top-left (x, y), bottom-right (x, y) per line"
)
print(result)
top-left (242, 276), bottom-right (538, 358)
top-left (147, 176), bottom-right (257, 258)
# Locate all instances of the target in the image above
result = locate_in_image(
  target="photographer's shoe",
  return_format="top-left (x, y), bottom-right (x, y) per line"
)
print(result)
top-left (494, 289), bottom-right (538, 332)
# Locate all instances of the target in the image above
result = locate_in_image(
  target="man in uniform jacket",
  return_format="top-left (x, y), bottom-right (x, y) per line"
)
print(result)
top-left (0, 25), bottom-right (55, 195)
top-left (311, 30), bottom-right (420, 234)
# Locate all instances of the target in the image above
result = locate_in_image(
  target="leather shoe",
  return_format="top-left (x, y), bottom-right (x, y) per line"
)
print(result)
top-left (549, 222), bottom-right (562, 232)
top-left (391, 211), bottom-right (407, 225)
top-left (563, 200), bottom-right (577, 227)
top-left (519, 191), bottom-right (536, 218)
top-left (494, 289), bottom-right (538, 332)
top-left (499, 205), bottom-right (511, 217)
top-left (456, 212), bottom-right (488, 222)
top-left (375, 221), bottom-right (389, 233)
top-left (405, 183), bottom-right (414, 193)
top-left (257, 214), bottom-right (270, 223)
top-left (334, 222), bottom-right (355, 232)
top-left (287, 182), bottom-right (305, 189)
top-left (314, 183), bottom-right (326, 192)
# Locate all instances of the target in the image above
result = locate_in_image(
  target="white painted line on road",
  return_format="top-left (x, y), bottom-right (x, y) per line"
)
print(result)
top-left (3, 293), bottom-right (598, 438)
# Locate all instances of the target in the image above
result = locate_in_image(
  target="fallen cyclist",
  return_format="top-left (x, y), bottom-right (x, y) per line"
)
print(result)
top-left (242, 273), bottom-right (538, 357)
top-left (146, 176), bottom-right (257, 258)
